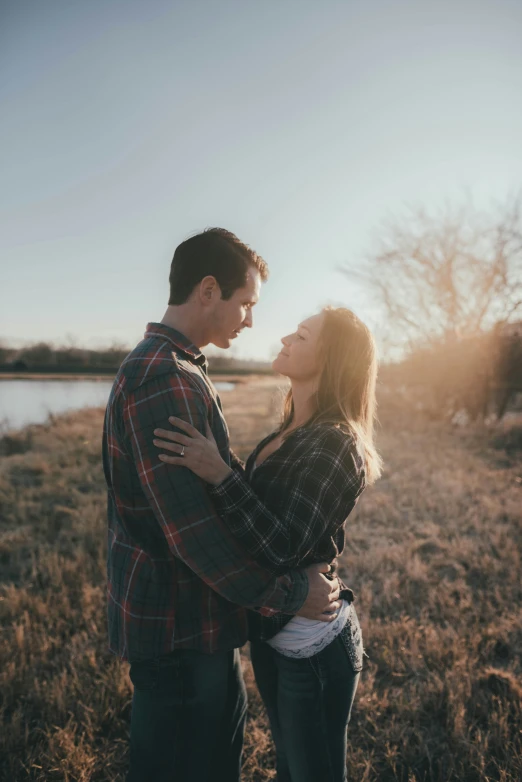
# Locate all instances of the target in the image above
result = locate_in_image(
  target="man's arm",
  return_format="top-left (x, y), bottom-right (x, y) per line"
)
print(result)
top-left (208, 427), bottom-right (364, 574)
top-left (122, 371), bottom-right (308, 613)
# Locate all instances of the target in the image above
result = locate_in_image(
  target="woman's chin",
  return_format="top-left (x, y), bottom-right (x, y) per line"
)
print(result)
top-left (271, 356), bottom-right (288, 376)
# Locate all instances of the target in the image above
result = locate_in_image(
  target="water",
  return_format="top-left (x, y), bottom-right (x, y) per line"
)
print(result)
top-left (0, 379), bottom-right (235, 432)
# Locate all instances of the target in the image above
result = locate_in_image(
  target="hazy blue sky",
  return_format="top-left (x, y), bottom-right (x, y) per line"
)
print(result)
top-left (1, 0), bottom-right (521, 359)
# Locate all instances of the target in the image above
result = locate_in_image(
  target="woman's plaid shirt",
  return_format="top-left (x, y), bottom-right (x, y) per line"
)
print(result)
top-left (208, 422), bottom-right (366, 641)
top-left (102, 323), bottom-right (308, 662)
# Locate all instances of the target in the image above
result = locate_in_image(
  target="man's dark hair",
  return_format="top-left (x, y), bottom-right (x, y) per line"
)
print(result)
top-left (168, 228), bottom-right (269, 305)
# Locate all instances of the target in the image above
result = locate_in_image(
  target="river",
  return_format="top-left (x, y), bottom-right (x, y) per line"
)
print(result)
top-left (0, 379), bottom-right (235, 432)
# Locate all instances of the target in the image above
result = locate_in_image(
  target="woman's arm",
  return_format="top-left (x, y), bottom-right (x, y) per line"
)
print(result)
top-left (152, 418), bottom-right (364, 575)
top-left (207, 427), bottom-right (364, 573)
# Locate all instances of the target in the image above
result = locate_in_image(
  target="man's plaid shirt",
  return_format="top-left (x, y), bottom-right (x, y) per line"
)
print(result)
top-left (208, 422), bottom-right (365, 641)
top-left (102, 323), bottom-right (308, 662)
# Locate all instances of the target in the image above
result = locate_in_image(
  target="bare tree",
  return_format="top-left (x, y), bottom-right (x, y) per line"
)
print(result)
top-left (340, 197), bottom-right (522, 420)
top-left (341, 196), bottom-right (522, 353)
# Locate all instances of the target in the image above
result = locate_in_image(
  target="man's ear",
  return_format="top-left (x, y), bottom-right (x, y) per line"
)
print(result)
top-left (199, 275), bottom-right (221, 305)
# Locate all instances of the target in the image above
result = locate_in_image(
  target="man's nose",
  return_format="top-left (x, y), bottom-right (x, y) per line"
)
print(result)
top-left (244, 309), bottom-right (253, 328)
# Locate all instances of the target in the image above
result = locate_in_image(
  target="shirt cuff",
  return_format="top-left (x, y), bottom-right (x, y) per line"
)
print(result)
top-left (208, 469), bottom-right (252, 510)
top-left (259, 568), bottom-right (308, 615)
top-left (280, 567), bottom-right (309, 614)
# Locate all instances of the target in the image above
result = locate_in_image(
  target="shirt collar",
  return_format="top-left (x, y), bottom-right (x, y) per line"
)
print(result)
top-left (145, 322), bottom-right (207, 367)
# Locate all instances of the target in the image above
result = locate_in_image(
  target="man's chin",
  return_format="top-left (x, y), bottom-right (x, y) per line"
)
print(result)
top-left (212, 337), bottom-right (232, 350)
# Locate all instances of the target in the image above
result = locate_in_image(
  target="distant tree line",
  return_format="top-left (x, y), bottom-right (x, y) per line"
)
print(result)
top-left (0, 343), bottom-right (130, 373)
top-left (0, 342), bottom-right (272, 375)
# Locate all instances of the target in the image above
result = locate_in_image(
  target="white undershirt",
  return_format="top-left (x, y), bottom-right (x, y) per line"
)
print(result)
top-left (266, 599), bottom-right (351, 658)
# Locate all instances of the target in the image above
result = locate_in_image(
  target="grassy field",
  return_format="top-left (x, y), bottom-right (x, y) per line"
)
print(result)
top-left (1, 377), bottom-right (521, 781)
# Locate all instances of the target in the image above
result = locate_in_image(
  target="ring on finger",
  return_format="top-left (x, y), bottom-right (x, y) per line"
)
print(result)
top-left (180, 445), bottom-right (185, 457)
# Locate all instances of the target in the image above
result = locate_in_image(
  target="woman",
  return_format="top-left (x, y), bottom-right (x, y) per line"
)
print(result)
top-left (152, 306), bottom-right (382, 782)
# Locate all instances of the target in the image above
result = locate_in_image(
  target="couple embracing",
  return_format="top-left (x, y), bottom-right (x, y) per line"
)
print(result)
top-left (102, 228), bottom-right (381, 782)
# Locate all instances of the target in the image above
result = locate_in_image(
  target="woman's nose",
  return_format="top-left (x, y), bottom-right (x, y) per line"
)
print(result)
top-left (281, 335), bottom-right (291, 346)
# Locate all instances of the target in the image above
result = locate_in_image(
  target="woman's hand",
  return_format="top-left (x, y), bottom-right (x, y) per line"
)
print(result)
top-left (153, 417), bottom-right (233, 486)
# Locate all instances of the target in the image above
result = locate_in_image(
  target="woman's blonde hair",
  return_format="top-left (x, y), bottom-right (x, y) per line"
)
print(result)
top-left (280, 306), bottom-right (382, 484)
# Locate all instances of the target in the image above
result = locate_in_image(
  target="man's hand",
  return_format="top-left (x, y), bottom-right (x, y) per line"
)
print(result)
top-left (296, 563), bottom-right (341, 622)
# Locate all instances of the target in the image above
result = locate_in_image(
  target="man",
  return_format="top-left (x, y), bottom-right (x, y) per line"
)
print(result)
top-left (102, 228), bottom-right (341, 782)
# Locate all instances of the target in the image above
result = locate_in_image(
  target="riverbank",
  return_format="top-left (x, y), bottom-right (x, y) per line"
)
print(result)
top-left (1, 378), bottom-right (521, 780)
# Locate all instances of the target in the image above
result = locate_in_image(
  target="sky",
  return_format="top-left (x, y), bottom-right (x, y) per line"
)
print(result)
top-left (1, 0), bottom-right (522, 360)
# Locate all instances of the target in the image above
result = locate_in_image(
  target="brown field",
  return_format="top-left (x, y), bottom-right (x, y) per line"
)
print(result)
top-left (1, 377), bottom-right (521, 781)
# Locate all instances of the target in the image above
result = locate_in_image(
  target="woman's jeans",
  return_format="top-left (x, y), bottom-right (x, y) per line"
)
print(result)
top-left (250, 613), bottom-right (363, 782)
top-left (126, 647), bottom-right (247, 782)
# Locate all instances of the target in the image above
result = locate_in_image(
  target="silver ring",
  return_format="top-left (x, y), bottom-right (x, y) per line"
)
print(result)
top-left (180, 446), bottom-right (185, 457)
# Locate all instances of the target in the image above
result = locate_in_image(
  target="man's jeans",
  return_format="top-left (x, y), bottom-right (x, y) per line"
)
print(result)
top-left (250, 618), bottom-right (362, 782)
top-left (127, 647), bottom-right (247, 782)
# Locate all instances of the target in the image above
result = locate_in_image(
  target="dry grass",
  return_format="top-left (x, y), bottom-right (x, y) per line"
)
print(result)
top-left (0, 377), bottom-right (521, 781)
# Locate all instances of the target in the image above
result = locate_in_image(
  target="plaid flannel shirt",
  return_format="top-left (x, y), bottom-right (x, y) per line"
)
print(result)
top-left (102, 323), bottom-right (308, 662)
top-left (209, 422), bottom-right (366, 641)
